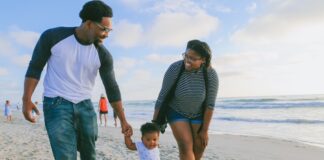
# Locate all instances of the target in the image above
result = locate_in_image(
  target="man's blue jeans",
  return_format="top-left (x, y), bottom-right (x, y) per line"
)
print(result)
top-left (43, 97), bottom-right (98, 160)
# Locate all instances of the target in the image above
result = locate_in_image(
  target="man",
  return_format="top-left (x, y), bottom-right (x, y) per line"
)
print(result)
top-left (22, 1), bottom-right (132, 159)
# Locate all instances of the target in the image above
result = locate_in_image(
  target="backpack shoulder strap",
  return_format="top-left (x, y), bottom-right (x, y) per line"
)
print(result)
top-left (169, 61), bottom-right (185, 97)
top-left (202, 66), bottom-right (208, 110)
top-left (155, 61), bottom-right (185, 125)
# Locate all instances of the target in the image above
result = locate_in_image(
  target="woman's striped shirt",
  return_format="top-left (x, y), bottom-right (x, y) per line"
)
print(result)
top-left (155, 60), bottom-right (219, 118)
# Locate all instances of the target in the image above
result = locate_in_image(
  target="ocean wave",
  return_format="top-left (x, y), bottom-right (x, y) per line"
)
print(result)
top-left (216, 102), bottom-right (324, 109)
top-left (218, 117), bottom-right (324, 124)
top-left (219, 95), bottom-right (324, 103)
top-left (221, 98), bottom-right (278, 103)
top-left (124, 100), bottom-right (155, 106)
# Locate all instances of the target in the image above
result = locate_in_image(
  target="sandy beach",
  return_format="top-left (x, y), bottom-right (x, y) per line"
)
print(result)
top-left (1, 111), bottom-right (324, 160)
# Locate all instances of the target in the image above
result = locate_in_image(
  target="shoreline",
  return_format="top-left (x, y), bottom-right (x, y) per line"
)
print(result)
top-left (1, 112), bottom-right (324, 159)
top-left (209, 131), bottom-right (324, 149)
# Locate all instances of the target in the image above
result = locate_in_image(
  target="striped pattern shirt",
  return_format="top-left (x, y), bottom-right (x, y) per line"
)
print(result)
top-left (155, 60), bottom-right (219, 118)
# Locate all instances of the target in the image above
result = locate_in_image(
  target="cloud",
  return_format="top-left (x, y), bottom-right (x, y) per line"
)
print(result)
top-left (146, 0), bottom-right (219, 47)
top-left (147, 0), bottom-right (200, 13)
top-left (92, 56), bottom-right (144, 101)
top-left (110, 0), bottom-right (220, 49)
top-left (92, 60), bottom-right (150, 101)
top-left (231, 1), bottom-right (324, 47)
top-left (197, 0), bottom-right (233, 13)
top-left (114, 57), bottom-right (137, 78)
top-left (215, 5), bottom-right (232, 13)
top-left (0, 80), bottom-right (21, 95)
top-left (0, 67), bottom-right (8, 76)
top-left (0, 27), bottom-right (38, 68)
top-left (12, 54), bottom-right (31, 67)
top-left (120, 0), bottom-right (149, 10)
top-left (9, 27), bottom-right (39, 49)
top-left (147, 11), bottom-right (219, 47)
top-left (146, 53), bottom-right (181, 64)
top-left (218, 0), bottom-right (324, 97)
top-left (0, 37), bottom-right (16, 56)
top-left (93, 61), bottom-right (162, 101)
top-left (132, 69), bottom-right (151, 81)
top-left (119, 68), bottom-right (161, 100)
top-left (111, 20), bottom-right (143, 48)
top-left (215, 48), bottom-right (324, 97)
top-left (246, 2), bottom-right (257, 13)
top-left (92, 66), bottom-right (161, 101)
top-left (215, 50), bottom-right (324, 97)
top-left (214, 51), bottom-right (279, 79)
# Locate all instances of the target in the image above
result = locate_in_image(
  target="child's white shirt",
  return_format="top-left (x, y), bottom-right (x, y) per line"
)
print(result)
top-left (135, 141), bottom-right (160, 160)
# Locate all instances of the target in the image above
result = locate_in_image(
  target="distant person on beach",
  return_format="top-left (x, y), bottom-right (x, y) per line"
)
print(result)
top-left (125, 122), bottom-right (160, 160)
top-left (153, 40), bottom-right (219, 160)
top-left (22, 1), bottom-right (133, 159)
top-left (4, 100), bottom-right (12, 122)
top-left (99, 94), bottom-right (108, 127)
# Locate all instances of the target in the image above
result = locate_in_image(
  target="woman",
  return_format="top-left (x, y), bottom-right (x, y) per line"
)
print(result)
top-left (153, 39), bottom-right (219, 160)
top-left (98, 94), bottom-right (108, 127)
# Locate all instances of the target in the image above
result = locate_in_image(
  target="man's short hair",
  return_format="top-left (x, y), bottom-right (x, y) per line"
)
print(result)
top-left (79, 0), bottom-right (113, 23)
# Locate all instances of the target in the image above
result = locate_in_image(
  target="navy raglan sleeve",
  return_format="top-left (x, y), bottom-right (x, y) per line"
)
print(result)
top-left (25, 29), bottom-right (53, 79)
top-left (97, 44), bottom-right (121, 103)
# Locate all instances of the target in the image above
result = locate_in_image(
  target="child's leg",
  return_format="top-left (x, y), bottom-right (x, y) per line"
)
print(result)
top-left (104, 114), bottom-right (107, 127)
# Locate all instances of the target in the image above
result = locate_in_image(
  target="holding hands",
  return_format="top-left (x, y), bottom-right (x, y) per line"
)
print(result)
top-left (121, 121), bottom-right (133, 137)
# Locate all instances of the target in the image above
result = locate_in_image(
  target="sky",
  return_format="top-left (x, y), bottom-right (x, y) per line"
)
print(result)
top-left (0, 0), bottom-right (324, 103)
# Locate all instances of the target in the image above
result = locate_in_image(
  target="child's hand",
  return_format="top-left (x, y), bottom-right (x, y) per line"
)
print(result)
top-left (124, 135), bottom-right (137, 150)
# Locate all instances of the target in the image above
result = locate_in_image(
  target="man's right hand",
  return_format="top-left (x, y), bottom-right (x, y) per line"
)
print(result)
top-left (22, 100), bottom-right (40, 123)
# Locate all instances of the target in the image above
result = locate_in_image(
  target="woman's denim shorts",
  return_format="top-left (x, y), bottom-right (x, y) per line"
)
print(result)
top-left (167, 107), bottom-right (203, 124)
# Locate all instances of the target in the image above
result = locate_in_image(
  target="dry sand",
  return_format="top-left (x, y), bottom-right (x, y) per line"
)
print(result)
top-left (1, 111), bottom-right (324, 160)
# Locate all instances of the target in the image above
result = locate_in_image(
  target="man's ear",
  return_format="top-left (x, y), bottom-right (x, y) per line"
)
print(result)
top-left (84, 20), bottom-right (93, 29)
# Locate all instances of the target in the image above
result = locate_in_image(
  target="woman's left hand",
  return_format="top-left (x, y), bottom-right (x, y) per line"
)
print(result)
top-left (198, 129), bottom-right (209, 147)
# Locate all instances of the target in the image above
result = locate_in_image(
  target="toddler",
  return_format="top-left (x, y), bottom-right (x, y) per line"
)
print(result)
top-left (125, 122), bottom-right (160, 160)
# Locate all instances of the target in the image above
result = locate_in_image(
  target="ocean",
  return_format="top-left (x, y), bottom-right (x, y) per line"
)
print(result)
top-left (119, 94), bottom-right (324, 148)
top-left (12, 94), bottom-right (324, 148)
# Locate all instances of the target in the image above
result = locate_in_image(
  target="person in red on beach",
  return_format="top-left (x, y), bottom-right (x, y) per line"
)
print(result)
top-left (99, 94), bottom-right (108, 127)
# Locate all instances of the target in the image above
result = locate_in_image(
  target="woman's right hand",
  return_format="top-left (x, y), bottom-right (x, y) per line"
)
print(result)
top-left (198, 129), bottom-right (209, 148)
